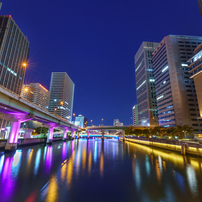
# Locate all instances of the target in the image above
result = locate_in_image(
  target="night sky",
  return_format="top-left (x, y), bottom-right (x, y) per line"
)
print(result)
top-left (2, 0), bottom-right (202, 125)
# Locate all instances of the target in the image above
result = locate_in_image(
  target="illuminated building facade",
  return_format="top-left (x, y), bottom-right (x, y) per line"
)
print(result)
top-left (197, 0), bottom-right (202, 19)
top-left (0, 15), bottom-right (30, 94)
top-left (113, 119), bottom-right (123, 126)
top-left (135, 42), bottom-right (159, 126)
top-left (188, 43), bottom-right (202, 121)
top-left (132, 105), bottom-right (138, 125)
top-left (75, 115), bottom-right (88, 128)
top-left (48, 72), bottom-right (75, 121)
top-left (21, 83), bottom-right (49, 108)
top-left (0, 15), bottom-right (29, 137)
top-left (153, 35), bottom-right (202, 133)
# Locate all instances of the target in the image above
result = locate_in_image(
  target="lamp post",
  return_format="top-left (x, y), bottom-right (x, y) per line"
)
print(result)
top-left (21, 62), bottom-right (28, 95)
top-left (91, 120), bottom-right (93, 126)
top-left (73, 113), bottom-right (75, 123)
top-left (101, 118), bottom-right (103, 125)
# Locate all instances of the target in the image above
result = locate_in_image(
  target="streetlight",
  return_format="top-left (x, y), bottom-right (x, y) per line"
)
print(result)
top-left (91, 120), bottom-right (93, 125)
top-left (102, 118), bottom-right (103, 125)
top-left (73, 113), bottom-right (75, 123)
top-left (21, 62), bottom-right (28, 95)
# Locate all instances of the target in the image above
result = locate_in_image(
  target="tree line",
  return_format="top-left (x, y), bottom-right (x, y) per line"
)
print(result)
top-left (125, 125), bottom-right (195, 139)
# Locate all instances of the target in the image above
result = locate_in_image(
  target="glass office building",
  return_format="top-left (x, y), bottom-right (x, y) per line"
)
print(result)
top-left (135, 42), bottom-right (159, 126)
top-left (0, 15), bottom-right (30, 94)
top-left (153, 35), bottom-right (202, 133)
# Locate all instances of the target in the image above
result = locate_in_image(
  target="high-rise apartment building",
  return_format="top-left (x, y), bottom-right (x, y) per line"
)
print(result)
top-left (0, 16), bottom-right (30, 94)
top-left (48, 72), bottom-right (75, 121)
top-left (132, 105), bottom-right (138, 125)
top-left (21, 83), bottom-right (49, 108)
top-left (135, 42), bottom-right (159, 126)
top-left (153, 35), bottom-right (202, 133)
top-left (197, 0), bottom-right (202, 19)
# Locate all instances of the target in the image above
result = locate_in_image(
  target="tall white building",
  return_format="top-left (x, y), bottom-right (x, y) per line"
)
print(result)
top-left (153, 35), bottom-right (202, 133)
top-left (48, 72), bottom-right (75, 121)
top-left (132, 105), bottom-right (138, 125)
top-left (135, 42), bottom-right (159, 126)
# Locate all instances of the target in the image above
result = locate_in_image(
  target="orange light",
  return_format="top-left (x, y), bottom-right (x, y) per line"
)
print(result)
top-left (22, 63), bottom-right (27, 67)
top-left (39, 84), bottom-right (48, 92)
top-left (60, 101), bottom-right (64, 105)
top-left (24, 88), bottom-right (28, 92)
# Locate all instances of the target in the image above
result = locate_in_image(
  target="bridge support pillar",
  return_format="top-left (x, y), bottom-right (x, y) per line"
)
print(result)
top-left (72, 129), bottom-right (76, 139)
top-left (63, 128), bottom-right (69, 141)
top-left (5, 114), bottom-right (33, 151)
top-left (77, 132), bottom-right (80, 139)
top-left (101, 130), bottom-right (104, 141)
top-left (5, 121), bottom-right (21, 151)
top-left (123, 130), bottom-right (125, 141)
top-left (47, 126), bottom-right (54, 144)
top-left (87, 131), bottom-right (89, 139)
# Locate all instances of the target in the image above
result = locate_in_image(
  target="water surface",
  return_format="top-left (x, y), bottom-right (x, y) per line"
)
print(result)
top-left (0, 139), bottom-right (202, 202)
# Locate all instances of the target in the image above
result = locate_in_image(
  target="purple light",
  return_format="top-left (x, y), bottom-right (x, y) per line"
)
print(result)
top-left (62, 142), bottom-right (67, 160)
top-left (45, 146), bottom-right (52, 174)
top-left (9, 122), bottom-right (21, 143)
top-left (63, 129), bottom-right (68, 139)
top-left (48, 127), bottom-right (54, 140)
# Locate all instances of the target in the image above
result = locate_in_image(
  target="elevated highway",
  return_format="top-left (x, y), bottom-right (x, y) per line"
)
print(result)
top-left (0, 85), bottom-right (80, 150)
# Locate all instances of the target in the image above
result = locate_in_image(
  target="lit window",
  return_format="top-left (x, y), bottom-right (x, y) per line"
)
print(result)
top-left (162, 66), bottom-right (169, 72)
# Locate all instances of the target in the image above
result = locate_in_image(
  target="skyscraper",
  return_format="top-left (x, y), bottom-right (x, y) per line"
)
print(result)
top-left (21, 83), bottom-right (49, 108)
top-left (75, 115), bottom-right (88, 128)
top-left (188, 44), bottom-right (202, 119)
top-left (153, 35), bottom-right (202, 133)
top-left (48, 72), bottom-right (75, 121)
top-left (0, 15), bottom-right (30, 94)
top-left (135, 42), bottom-right (159, 126)
top-left (132, 105), bottom-right (138, 125)
top-left (197, 0), bottom-right (202, 19)
top-left (0, 15), bottom-right (30, 137)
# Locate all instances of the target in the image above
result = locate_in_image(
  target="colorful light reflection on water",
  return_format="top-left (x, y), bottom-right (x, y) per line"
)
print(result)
top-left (1, 139), bottom-right (202, 201)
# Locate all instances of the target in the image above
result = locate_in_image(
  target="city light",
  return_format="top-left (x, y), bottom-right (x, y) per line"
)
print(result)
top-left (162, 65), bottom-right (169, 72)
top-left (22, 62), bottom-right (27, 68)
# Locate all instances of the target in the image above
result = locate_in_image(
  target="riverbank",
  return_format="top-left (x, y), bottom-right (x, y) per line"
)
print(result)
top-left (121, 137), bottom-right (202, 156)
top-left (0, 136), bottom-right (72, 150)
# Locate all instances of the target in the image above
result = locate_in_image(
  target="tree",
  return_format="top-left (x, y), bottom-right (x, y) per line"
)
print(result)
top-left (126, 126), bottom-right (134, 136)
top-left (142, 129), bottom-right (150, 138)
top-left (36, 127), bottom-right (48, 135)
top-left (167, 127), bottom-right (178, 138)
top-left (133, 129), bottom-right (143, 136)
top-left (176, 125), bottom-right (195, 138)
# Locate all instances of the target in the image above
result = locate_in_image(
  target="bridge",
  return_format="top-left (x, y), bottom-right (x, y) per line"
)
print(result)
top-left (0, 85), bottom-right (80, 151)
top-left (85, 125), bottom-right (154, 140)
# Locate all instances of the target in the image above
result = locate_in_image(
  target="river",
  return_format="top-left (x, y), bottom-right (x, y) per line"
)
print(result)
top-left (0, 138), bottom-right (202, 202)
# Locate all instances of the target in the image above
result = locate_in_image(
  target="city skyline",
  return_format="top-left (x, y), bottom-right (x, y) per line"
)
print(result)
top-left (2, 0), bottom-right (202, 125)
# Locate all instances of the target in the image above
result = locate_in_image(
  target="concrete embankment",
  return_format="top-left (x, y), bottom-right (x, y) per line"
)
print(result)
top-left (0, 137), bottom-right (71, 150)
top-left (121, 137), bottom-right (202, 156)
